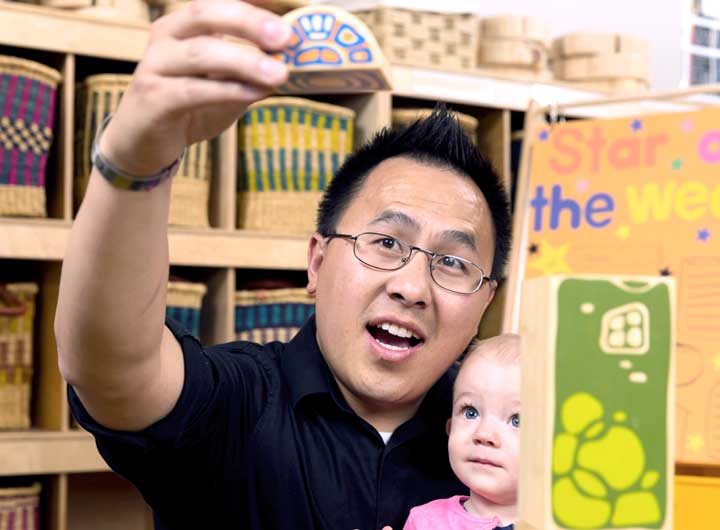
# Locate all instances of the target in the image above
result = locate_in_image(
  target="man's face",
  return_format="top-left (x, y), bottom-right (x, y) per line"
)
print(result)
top-left (447, 355), bottom-right (520, 505)
top-left (307, 156), bottom-right (496, 425)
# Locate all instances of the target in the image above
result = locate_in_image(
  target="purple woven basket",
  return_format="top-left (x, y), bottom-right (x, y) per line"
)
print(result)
top-left (0, 55), bottom-right (61, 217)
top-left (0, 483), bottom-right (41, 530)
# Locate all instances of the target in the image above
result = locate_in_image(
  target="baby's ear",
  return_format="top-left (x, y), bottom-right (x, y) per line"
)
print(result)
top-left (446, 418), bottom-right (452, 435)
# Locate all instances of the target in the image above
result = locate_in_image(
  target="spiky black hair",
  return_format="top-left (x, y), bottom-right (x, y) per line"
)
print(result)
top-left (316, 104), bottom-right (511, 279)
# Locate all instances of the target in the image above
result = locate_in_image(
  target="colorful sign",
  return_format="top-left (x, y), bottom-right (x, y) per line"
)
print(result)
top-left (525, 109), bottom-right (720, 465)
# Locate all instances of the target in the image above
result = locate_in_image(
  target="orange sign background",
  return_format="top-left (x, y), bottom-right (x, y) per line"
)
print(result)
top-left (524, 108), bottom-right (720, 465)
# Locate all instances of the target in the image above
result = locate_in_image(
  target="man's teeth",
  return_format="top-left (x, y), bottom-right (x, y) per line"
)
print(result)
top-left (377, 322), bottom-right (419, 340)
top-left (375, 339), bottom-right (408, 351)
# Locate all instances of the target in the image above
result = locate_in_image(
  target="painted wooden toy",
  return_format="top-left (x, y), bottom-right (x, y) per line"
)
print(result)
top-left (274, 5), bottom-right (392, 94)
top-left (518, 275), bottom-right (675, 530)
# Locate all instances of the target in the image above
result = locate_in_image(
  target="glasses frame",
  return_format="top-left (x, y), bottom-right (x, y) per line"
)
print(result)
top-left (324, 232), bottom-right (494, 295)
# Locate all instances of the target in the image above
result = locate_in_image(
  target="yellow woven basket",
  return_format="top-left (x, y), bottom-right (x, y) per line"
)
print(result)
top-left (0, 283), bottom-right (38, 430)
top-left (235, 287), bottom-right (315, 343)
top-left (166, 281), bottom-right (207, 337)
top-left (237, 97), bottom-right (355, 235)
top-left (0, 55), bottom-right (62, 218)
top-left (0, 483), bottom-right (41, 529)
top-left (354, 8), bottom-right (479, 71)
top-left (392, 108), bottom-right (479, 144)
top-left (74, 74), bottom-right (211, 227)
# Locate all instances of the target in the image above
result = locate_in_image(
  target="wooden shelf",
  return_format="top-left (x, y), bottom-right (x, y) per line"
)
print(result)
top-left (0, 430), bottom-right (107, 476)
top-left (0, 1), bottom-right (148, 61)
top-left (0, 218), bottom-right (309, 269)
top-left (0, 2), bottom-right (694, 120)
top-left (390, 65), bottom-right (698, 118)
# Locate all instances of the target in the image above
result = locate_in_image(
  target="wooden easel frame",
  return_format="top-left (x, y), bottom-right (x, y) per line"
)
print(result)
top-left (501, 83), bottom-right (720, 333)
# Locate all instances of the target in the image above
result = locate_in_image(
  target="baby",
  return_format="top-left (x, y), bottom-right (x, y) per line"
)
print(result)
top-left (403, 333), bottom-right (521, 530)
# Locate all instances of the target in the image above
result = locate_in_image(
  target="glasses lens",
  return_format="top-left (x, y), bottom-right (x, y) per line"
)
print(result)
top-left (354, 233), bottom-right (408, 270)
top-left (430, 254), bottom-right (485, 293)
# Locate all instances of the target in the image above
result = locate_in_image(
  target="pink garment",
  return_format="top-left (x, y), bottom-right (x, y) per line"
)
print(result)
top-left (402, 496), bottom-right (502, 530)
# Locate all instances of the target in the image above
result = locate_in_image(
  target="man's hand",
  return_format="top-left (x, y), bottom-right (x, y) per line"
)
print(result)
top-left (99, 0), bottom-right (291, 177)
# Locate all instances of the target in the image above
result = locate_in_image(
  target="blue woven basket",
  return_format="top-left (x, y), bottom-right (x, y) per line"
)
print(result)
top-left (235, 287), bottom-right (315, 343)
top-left (166, 281), bottom-right (207, 337)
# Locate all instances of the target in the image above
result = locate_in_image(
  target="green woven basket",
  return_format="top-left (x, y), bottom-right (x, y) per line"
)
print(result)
top-left (237, 97), bottom-right (355, 235)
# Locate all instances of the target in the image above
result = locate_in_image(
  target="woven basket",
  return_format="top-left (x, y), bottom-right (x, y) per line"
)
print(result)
top-left (0, 55), bottom-right (61, 218)
top-left (74, 74), bottom-right (211, 227)
top-left (0, 483), bottom-right (41, 529)
top-left (237, 97), bottom-right (355, 235)
top-left (392, 108), bottom-right (478, 144)
top-left (0, 283), bottom-right (38, 430)
top-left (235, 287), bottom-right (314, 343)
top-left (354, 8), bottom-right (478, 71)
top-left (166, 281), bottom-right (207, 337)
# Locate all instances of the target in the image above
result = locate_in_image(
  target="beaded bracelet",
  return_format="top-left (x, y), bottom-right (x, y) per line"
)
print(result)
top-left (91, 115), bottom-right (186, 191)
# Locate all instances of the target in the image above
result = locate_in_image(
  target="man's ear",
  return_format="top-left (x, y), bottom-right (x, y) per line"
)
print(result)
top-left (307, 233), bottom-right (325, 295)
top-left (483, 280), bottom-right (497, 311)
top-left (446, 418), bottom-right (452, 436)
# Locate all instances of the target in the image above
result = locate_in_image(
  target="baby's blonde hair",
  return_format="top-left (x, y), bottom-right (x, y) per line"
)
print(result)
top-left (461, 333), bottom-right (521, 367)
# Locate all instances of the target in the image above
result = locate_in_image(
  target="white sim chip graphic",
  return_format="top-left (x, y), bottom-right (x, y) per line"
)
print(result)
top-left (599, 302), bottom-right (650, 355)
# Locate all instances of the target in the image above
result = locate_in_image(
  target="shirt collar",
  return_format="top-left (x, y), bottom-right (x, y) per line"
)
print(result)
top-left (280, 314), bottom-right (456, 435)
top-left (280, 314), bottom-right (347, 410)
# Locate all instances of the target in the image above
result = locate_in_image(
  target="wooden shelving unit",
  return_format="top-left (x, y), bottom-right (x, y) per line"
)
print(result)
top-left (0, 2), bottom-right (703, 529)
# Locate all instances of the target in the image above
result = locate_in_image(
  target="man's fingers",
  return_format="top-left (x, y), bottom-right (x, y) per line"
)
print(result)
top-left (152, 0), bottom-right (292, 50)
top-left (146, 36), bottom-right (288, 87)
top-left (131, 74), bottom-right (271, 112)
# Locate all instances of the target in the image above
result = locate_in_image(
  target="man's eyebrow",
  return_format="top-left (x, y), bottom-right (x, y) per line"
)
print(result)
top-left (368, 210), bottom-right (420, 229)
top-left (369, 211), bottom-right (478, 251)
top-left (439, 230), bottom-right (477, 252)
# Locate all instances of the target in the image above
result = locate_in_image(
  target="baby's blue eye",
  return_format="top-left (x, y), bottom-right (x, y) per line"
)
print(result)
top-left (510, 414), bottom-right (520, 428)
top-left (463, 406), bottom-right (478, 420)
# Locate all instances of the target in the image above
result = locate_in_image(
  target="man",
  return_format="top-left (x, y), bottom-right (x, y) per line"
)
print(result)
top-left (55, 1), bottom-right (511, 528)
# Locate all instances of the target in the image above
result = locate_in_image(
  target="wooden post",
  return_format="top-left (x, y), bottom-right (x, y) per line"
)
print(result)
top-left (518, 274), bottom-right (675, 530)
top-left (501, 100), bottom-right (545, 333)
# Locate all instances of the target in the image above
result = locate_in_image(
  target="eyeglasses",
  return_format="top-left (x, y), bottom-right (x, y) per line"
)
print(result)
top-left (324, 232), bottom-right (494, 294)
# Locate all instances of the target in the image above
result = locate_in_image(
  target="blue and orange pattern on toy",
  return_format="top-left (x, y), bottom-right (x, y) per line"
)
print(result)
top-left (279, 12), bottom-right (373, 68)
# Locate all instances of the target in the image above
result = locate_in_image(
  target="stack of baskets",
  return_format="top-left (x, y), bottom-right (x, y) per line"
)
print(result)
top-left (38, 0), bottom-right (151, 23)
top-left (0, 283), bottom-right (38, 430)
top-left (0, 483), bottom-right (41, 529)
top-left (235, 286), bottom-right (314, 343)
top-left (551, 33), bottom-right (650, 94)
top-left (476, 15), bottom-right (552, 81)
top-left (165, 280), bottom-right (207, 337)
top-left (0, 55), bottom-right (61, 218)
top-left (392, 108), bottom-right (479, 145)
top-left (237, 97), bottom-right (355, 235)
top-left (353, 7), bottom-right (478, 71)
top-left (74, 74), bottom-right (212, 227)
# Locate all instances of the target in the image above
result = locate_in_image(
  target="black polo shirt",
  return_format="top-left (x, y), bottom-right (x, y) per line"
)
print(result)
top-left (69, 316), bottom-right (465, 530)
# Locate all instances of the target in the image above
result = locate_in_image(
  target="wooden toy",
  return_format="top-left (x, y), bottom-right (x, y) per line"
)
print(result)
top-left (274, 5), bottom-right (391, 94)
top-left (478, 40), bottom-right (547, 69)
top-left (354, 7), bottom-right (478, 72)
top-left (552, 33), bottom-right (649, 59)
top-left (518, 274), bottom-right (675, 530)
top-left (71, 0), bottom-right (151, 23)
top-left (552, 52), bottom-right (649, 82)
top-left (480, 15), bottom-right (550, 47)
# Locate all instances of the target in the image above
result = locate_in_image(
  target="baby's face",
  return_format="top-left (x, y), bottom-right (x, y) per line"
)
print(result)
top-left (447, 354), bottom-right (520, 505)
